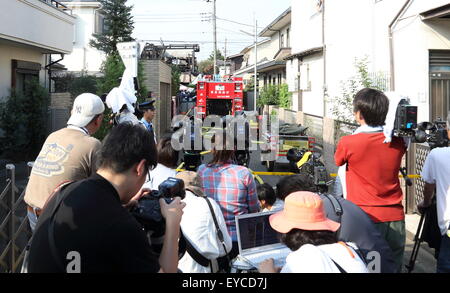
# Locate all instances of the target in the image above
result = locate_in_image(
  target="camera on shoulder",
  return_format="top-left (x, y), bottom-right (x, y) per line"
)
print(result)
top-left (394, 99), bottom-right (448, 149)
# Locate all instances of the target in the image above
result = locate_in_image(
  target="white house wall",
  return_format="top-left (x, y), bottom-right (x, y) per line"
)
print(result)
top-left (392, 0), bottom-right (450, 123)
top-left (0, 0), bottom-right (75, 54)
top-left (291, 0), bottom-right (322, 54)
top-left (60, 4), bottom-right (105, 72)
top-left (300, 54), bottom-right (324, 117)
top-left (324, 0), bottom-right (405, 118)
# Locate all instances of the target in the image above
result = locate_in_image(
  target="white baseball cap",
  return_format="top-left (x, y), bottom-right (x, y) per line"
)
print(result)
top-left (67, 93), bottom-right (105, 127)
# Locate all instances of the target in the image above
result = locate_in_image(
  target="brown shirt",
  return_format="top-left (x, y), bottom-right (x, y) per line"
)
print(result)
top-left (24, 128), bottom-right (101, 209)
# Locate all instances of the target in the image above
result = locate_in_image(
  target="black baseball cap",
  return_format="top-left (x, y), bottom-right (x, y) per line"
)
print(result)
top-left (139, 100), bottom-right (156, 111)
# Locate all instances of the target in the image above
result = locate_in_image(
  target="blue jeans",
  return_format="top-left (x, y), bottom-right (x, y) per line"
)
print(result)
top-left (27, 209), bottom-right (38, 232)
top-left (437, 231), bottom-right (450, 273)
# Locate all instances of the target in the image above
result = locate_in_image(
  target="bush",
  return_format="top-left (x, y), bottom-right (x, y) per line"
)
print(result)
top-left (53, 73), bottom-right (98, 101)
top-left (257, 83), bottom-right (292, 109)
top-left (0, 80), bottom-right (50, 161)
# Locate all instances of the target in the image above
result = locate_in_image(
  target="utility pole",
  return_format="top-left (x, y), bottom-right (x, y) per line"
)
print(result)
top-left (224, 37), bottom-right (227, 75)
top-left (213, 0), bottom-right (217, 76)
top-left (254, 16), bottom-right (257, 111)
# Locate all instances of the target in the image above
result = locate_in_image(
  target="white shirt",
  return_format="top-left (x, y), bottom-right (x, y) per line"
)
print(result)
top-left (143, 164), bottom-right (177, 190)
top-left (262, 199), bottom-right (284, 212)
top-left (178, 191), bottom-right (232, 273)
top-left (281, 243), bottom-right (369, 273)
top-left (421, 147), bottom-right (450, 235)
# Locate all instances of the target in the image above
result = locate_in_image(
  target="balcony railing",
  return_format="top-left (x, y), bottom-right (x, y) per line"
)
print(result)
top-left (39, 0), bottom-right (72, 15)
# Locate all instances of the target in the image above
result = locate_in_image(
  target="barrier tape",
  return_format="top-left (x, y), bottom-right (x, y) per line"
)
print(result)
top-left (251, 171), bottom-right (421, 179)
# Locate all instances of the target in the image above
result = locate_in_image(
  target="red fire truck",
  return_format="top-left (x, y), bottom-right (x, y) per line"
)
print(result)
top-left (195, 75), bottom-right (244, 118)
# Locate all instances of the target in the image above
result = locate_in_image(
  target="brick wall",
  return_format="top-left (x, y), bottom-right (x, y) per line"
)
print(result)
top-left (50, 92), bottom-right (72, 109)
top-left (141, 60), bottom-right (172, 139)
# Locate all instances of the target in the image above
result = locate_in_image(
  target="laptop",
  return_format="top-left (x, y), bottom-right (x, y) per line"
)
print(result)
top-left (235, 211), bottom-right (291, 269)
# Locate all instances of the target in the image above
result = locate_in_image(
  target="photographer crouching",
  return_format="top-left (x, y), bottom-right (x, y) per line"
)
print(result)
top-left (418, 113), bottom-right (450, 273)
top-left (27, 123), bottom-right (185, 273)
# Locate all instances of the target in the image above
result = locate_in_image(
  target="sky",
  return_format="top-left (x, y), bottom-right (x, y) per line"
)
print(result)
top-left (127, 0), bottom-right (291, 61)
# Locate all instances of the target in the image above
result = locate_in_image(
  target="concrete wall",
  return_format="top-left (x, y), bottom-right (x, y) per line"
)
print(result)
top-left (0, 0), bottom-right (75, 54)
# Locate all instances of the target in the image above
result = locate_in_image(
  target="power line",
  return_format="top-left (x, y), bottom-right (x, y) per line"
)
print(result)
top-left (216, 16), bottom-right (264, 29)
top-left (139, 39), bottom-right (253, 44)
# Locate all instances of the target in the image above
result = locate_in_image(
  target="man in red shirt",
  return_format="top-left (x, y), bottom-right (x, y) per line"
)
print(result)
top-left (335, 88), bottom-right (406, 272)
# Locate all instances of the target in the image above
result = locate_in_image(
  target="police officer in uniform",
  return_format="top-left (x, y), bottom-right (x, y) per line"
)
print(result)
top-left (139, 100), bottom-right (157, 143)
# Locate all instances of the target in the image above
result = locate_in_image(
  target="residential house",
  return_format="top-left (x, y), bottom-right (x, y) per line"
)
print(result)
top-left (234, 7), bottom-right (291, 90)
top-left (0, 0), bottom-right (75, 99)
top-left (226, 53), bottom-right (244, 75)
top-left (60, 0), bottom-right (106, 75)
top-left (287, 0), bottom-right (450, 123)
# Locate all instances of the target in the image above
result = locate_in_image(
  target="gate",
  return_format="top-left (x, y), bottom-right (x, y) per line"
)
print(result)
top-left (0, 164), bottom-right (32, 273)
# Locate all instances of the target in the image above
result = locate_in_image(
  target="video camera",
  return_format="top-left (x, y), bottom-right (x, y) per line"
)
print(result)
top-left (130, 177), bottom-right (185, 232)
top-left (286, 148), bottom-right (329, 193)
top-left (393, 99), bottom-right (448, 149)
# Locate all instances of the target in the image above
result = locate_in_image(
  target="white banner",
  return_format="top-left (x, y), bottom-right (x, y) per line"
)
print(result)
top-left (117, 41), bottom-right (140, 77)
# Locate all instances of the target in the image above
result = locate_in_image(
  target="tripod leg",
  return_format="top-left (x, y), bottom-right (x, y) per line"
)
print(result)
top-left (406, 212), bottom-right (426, 273)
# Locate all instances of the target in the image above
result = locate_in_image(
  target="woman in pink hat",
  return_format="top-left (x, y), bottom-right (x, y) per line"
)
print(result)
top-left (258, 192), bottom-right (369, 273)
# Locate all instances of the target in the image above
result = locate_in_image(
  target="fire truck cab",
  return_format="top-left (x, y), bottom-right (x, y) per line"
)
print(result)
top-left (195, 75), bottom-right (244, 118)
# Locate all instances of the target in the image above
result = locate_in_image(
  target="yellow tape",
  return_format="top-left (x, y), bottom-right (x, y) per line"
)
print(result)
top-left (176, 162), bottom-right (185, 170)
top-left (248, 169), bottom-right (265, 184)
top-left (251, 172), bottom-right (296, 176)
top-left (252, 171), bottom-right (420, 179)
top-left (328, 173), bottom-right (420, 179)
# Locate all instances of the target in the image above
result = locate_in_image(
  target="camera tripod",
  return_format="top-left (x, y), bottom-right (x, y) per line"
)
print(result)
top-left (405, 209), bottom-right (427, 273)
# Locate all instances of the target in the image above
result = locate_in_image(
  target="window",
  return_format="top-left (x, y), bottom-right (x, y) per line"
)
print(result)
top-left (286, 28), bottom-right (290, 47)
top-left (280, 33), bottom-right (284, 49)
top-left (11, 60), bottom-right (41, 94)
top-left (95, 11), bottom-right (107, 34)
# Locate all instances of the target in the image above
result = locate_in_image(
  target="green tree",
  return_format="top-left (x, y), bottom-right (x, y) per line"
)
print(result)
top-left (330, 56), bottom-right (389, 123)
top-left (90, 0), bottom-right (134, 55)
top-left (94, 53), bottom-right (148, 141)
top-left (171, 64), bottom-right (181, 96)
top-left (0, 80), bottom-right (49, 161)
top-left (69, 74), bottom-right (98, 100)
top-left (198, 59), bottom-right (214, 75)
top-left (208, 50), bottom-right (225, 61)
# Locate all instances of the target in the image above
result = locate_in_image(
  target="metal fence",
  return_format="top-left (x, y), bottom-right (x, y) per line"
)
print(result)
top-left (0, 164), bottom-right (32, 273)
top-left (333, 120), bottom-right (358, 152)
top-left (303, 113), bottom-right (324, 150)
top-left (406, 143), bottom-right (431, 214)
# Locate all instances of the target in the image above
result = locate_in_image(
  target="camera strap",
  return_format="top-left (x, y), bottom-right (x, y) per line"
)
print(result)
top-left (322, 194), bottom-right (343, 221)
top-left (183, 196), bottom-right (230, 271)
top-left (46, 181), bottom-right (75, 272)
top-left (202, 196), bottom-right (231, 269)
